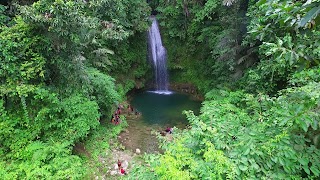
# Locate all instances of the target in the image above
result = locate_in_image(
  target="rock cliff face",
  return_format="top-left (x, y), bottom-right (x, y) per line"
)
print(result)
top-left (169, 83), bottom-right (196, 94)
top-left (169, 83), bottom-right (203, 100)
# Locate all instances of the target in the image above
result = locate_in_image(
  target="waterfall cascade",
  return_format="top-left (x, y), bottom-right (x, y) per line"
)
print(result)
top-left (147, 17), bottom-right (171, 95)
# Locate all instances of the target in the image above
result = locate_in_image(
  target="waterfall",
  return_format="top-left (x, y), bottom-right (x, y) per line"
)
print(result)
top-left (148, 17), bottom-right (171, 95)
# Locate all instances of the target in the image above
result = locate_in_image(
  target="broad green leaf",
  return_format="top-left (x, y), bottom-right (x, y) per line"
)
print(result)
top-left (256, 0), bottom-right (267, 6)
top-left (300, 120), bottom-right (309, 132)
top-left (298, 157), bottom-right (309, 166)
top-left (299, 6), bottom-right (320, 27)
top-left (239, 164), bottom-right (248, 171)
top-left (303, 166), bottom-right (310, 175)
top-left (310, 165), bottom-right (320, 176)
top-left (243, 148), bottom-right (250, 155)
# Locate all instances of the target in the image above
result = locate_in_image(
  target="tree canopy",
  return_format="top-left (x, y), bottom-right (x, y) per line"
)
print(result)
top-left (1, 0), bottom-right (319, 179)
top-left (128, 0), bottom-right (320, 179)
top-left (0, 0), bottom-right (150, 178)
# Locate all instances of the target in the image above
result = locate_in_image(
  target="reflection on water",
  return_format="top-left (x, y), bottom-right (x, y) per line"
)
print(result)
top-left (119, 91), bottom-right (201, 153)
top-left (132, 91), bottom-right (201, 126)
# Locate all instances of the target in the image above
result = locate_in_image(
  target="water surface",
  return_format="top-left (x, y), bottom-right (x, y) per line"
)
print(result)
top-left (119, 91), bottom-right (201, 153)
top-left (132, 91), bottom-right (200, 127)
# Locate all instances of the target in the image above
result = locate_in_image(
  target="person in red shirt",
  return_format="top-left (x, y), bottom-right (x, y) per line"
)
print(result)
top-left (120, 167), bottom-right (126, 175)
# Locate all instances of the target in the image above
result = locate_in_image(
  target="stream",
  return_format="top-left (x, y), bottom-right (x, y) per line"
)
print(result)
top-left (119, 91), bottom-right (201, 153)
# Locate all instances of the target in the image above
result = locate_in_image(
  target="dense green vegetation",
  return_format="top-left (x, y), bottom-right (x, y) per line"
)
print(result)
top-left (0, 0), bottom-right (150, 178)
top-left (1, 0), bottom-right (319, 179)
top-left (128, 0), bottom-right (320, 179)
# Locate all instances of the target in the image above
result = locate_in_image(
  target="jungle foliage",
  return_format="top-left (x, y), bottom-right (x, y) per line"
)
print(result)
top-left (1, 0), bottom-right (320, 179)
top-left (130, 79), bottom-right (320, 179)
top-left (0, 0), bottom-right (150, 178)
top-left (126, 0), bottom-right (320, 179)
top-left (156, 0), bottom-right (250, 92)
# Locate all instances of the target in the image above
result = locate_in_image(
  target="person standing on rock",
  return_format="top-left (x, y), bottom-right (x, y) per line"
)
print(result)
top-left (117, 106), bottom-right (121, 115)
top-left (110, 114), bottom-right (115, 124)
top-left (117, 160), bottom-right (121, 169)
top-left (114, 114), bottom-right (120, 125)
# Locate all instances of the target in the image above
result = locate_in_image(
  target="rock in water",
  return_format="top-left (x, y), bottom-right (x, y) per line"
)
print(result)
top-left (135, 148), bottom-right (141, 154)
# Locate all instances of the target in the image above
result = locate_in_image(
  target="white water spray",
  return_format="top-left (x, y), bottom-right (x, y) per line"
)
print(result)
top-left (148, 17), bottom-right (171, 95)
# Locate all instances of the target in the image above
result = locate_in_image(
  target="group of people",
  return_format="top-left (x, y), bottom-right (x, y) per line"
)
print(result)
top-left (111, 106), bottom-right (122, 125)
top-left (110, 104), bottom-right (142, 125)
top-left (111, 104), bottom-right (174, 138)
top-left (127, 104), bottom-right (141, 115)
top-left (128, 104), bottom-right (134, 113)
top-left (117, 160), bottom-right (126, 175)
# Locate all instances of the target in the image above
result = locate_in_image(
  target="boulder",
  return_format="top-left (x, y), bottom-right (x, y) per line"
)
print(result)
top-left (110, 170), bottom-right (118, 176)
top-left (135, 148), bottom-right (141, 154)
top-left (122, 160), bottom-right (129, 169)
